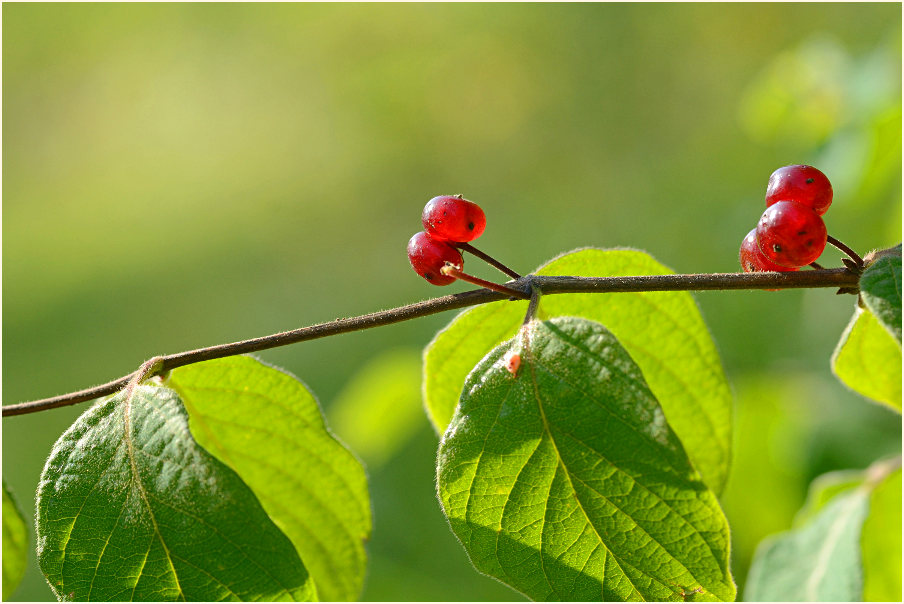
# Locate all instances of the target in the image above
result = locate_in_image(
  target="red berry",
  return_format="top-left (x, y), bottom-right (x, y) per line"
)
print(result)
top-left (756, 201), bottom-right (827, 267)
top-left (407, 231), bottom-right (463, 285)
top-left (422, 195), bottom-right (486, 242)
top-left (765, 165), bottom-right (833, 215)
top-left (739, 228), bottom-right (797, 273)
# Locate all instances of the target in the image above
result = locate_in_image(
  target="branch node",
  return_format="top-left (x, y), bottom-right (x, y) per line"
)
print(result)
top-left (124, 356), bottom-right (167, 399)
top-left (522, 277), bottom-right (543, 326)
top-left (841, 257), bottom-right (862, 273)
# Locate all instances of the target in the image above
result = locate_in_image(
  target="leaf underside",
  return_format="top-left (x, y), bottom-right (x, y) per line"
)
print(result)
top-left (425, 248), bottom-right (733, 495)
top-left (437, 317), bottom-right (735, 602)
top-left (745, 459), bottom-right (902, 603)
top-left (37, 385), bottom-right (315, 602)
top-left (793, 469), bottom-right (867, 527)
top-left (745, 488), bottom-right (869, 602)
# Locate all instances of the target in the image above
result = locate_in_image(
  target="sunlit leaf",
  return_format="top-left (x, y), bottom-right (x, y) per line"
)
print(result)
top-left (167, 356), bottom-right (371, 602)
top-left (437, 317), bottom-right (735, 601)
top-left (861, 466), bottom-right (902, 602)
top-left (425, 248), bottom-right (732, 494)
top-left (859, 247), bottom-right (902, 342)
top-left (832, 307), bottom-right (902, 411)
top-left (37, 384), bottom-right (316, 601)
top-left (423, 300), bottom-right (523, 431)
top-left (3, 482), bottom-right (28, 600)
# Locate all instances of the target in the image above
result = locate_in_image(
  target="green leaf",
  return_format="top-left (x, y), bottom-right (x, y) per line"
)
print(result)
top-left (37, 384), bottom-right (316, 601)
top-left (437, 317), bottom-right (735, 602)
top-left (859, 246), bottom-right (902, 343)
top-left (328, 348), bottom-right (425, 467)
top-left (832, 307), bottom-right (902, 411)
top-left (423, 297), bottom-right (523, 431)
top-left (745, 458), bottom-right (901, 602)
top-left (3, 482), bottom-right (28, 599)
top-left (861, 467), bottom-right (902, 602)
top-left (744, 488), bottom-right (869, 602)
top-left (793, 469), bottom-right (866, 526)
top-left (167, 356), bottom-right (371, 602)
top-left (425, 248), bottom-right (733, 494)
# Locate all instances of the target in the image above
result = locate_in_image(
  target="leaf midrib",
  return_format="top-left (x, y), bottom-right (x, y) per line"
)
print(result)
top-left (804, 492), bottom-right (866, 600)
top-left (124, 387), bottom-right (299, 601)
top-left (524, 335), bottom-right (649, 601)
top-left (529, 355), bottom-right (722, 586)
top-left (526, 324), bottom-right (724, 599)
top-left (123, 387), bottom-right (187, 601)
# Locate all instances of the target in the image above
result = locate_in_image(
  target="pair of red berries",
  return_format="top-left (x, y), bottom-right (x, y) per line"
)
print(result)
top-left (739, 165), bottom-right (832, 273)
top-left (407, 195), bottom-right (487, 285)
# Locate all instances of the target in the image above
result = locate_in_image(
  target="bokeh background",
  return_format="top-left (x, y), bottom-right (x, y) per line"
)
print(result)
top-left (3, 3), bottom-right (901, 601)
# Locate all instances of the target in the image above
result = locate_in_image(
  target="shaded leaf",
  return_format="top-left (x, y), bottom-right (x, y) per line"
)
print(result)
top-left (425, 248), bottom-right (732, 494)
top-left (832, 307), bottom-right (902, 411)
top-left (859, 247), bottom-right (902, 342)
top-left (167, 356), bottom-right (371, 602)
top-left (37, 384), bottom-right (315, 601)
top-left (438, 317), bottom-right (735, 601)
top-left (3, 482), bottom-right (28, 599)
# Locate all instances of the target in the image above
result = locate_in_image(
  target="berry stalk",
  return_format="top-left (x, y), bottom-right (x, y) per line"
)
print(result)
top-left (453, 242), bottom-right (522, 279)
top-left (440, 265), bottom-right (528, 299)
top-left (826, 235), bottom-right (864, 268)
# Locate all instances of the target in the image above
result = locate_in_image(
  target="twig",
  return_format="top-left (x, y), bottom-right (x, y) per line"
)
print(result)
top-left (529, 268), bottom-right (857, 294)
top-left (3, 268), bottom-right (859, 417)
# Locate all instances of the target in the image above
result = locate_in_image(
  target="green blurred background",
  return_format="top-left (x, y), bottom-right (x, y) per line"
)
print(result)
top-left (3, 3), bottom-right (901, 601)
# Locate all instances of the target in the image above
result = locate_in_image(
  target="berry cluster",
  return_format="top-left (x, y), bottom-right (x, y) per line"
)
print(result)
top-left (407, 195), bottom-right (524, 297)
top-left (407, 195), bottom-right (485, 285)
top-left (740, 165), bottom-right (832, 273)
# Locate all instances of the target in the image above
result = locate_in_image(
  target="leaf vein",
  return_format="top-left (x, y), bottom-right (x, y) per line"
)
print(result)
top-left (525, 335), bottom-right (649, 600)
